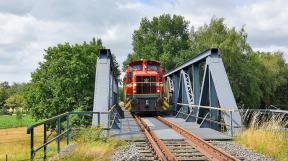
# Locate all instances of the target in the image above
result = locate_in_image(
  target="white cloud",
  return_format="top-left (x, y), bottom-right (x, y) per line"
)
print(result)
top-left (0, 0), bottom-right (287, 83)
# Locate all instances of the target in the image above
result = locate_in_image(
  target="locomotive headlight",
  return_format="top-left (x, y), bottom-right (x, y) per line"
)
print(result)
top-left (157, 89), bottom-right (160, 93)
top-left (133, 83), bottom-right (136, 87)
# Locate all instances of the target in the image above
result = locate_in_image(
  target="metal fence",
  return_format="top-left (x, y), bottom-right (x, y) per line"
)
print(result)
top-left (175, 104), bottom-right (288, 136)
top-left (174, 103), bottom-right (239, 136)
top-left (26, 109), bottom-right (121, 161)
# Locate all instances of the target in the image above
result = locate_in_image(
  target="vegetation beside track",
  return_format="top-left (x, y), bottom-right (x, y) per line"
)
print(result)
top-left (235, 114), bottom-right (288, 161)
top-left (60, 127), bottom-right (126, 161)
top-left (0, 126), bottom-right (125, 161)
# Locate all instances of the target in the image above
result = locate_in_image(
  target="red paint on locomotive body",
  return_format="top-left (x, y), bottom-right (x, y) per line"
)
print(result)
top-left (124, 60), bottom-right (165, 113)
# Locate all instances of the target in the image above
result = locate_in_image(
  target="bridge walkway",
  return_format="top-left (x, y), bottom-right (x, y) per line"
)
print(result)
top-left (110, 110), bottom-right (231, 140)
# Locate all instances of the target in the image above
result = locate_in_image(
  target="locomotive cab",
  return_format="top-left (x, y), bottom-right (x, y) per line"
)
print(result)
top-left (124, 60), bottom-right (166, 113)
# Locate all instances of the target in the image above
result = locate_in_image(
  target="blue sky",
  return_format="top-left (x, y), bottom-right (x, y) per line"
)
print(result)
top-left (0, 0), bottom-right (287, 83)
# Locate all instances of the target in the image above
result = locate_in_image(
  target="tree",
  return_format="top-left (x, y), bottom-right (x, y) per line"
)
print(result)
top-left (123, 14), bottom-right (190, 71)
top-left (4, 94), bottom-right (27, 113)
top-left (0, 82), bottom-right (9, 112)
top-left (253, 51), bottom-right (288, 107)
top-left (24, 38), bottom-right (117, 119)
top-left (7, 83), bottom-right (27, 96)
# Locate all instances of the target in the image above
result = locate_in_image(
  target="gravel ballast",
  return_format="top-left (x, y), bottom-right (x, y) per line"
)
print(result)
top-left (210, 141), bottom-right (275, 161)
top-left (111, 143), bottom-right (141, 161)
top-left (111, 140), bottom-right (275, 161)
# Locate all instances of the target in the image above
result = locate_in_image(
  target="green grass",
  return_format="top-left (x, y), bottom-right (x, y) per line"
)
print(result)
top-left (0, 115), bottom-right (36, 129)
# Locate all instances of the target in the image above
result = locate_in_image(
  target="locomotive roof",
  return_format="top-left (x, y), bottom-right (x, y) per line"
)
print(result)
top-left (128, 60), bottom-right (161, 66)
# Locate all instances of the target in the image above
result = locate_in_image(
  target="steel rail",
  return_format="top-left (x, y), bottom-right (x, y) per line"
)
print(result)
top-left (134, 116), bottom-right (167, 161)
top-left (134, 116), bottom-right (177, 161)
top-left (156, 116), bottom-right (240, 161)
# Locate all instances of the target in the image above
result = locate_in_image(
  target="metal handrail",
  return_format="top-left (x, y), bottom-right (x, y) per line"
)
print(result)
top-left (176, 103), bottom-right (235, 112)
top-left (175, 106), bottom-right (240, 136)
top-left (27, 112), bottom-right (69, 134)
top-left (26, 110), bottom-right (118, 161)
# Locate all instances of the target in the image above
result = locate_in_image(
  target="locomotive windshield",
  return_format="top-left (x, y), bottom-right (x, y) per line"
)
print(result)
top-left (130, 64), bottom-right (143, 71)
top-left (148, 64), bottom-right (160, 71)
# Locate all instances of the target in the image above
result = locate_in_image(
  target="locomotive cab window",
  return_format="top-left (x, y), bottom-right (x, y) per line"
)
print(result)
top-left (128, 72), bottom-right (133, 82)
top-left (148, 64), bottom-right (160, 71)
top-left (130, 64), bottom-right (143, 71)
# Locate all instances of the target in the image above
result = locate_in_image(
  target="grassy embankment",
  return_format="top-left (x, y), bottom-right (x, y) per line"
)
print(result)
top-left (0, 125), bottom-right (67, 160)
top-left (0, 115), bottom-right (65, 160)
top-left (0, 114), bottom-right (36, 129)
top-left (0, 114), bottom-right (125, 161)
top-left (0, 125), bottom-right (125, 160)
top-left (235, 113), bottom-right (288, 161)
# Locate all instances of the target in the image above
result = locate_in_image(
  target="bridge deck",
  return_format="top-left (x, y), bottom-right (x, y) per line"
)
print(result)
top-left (109, 111), bottom-right (145, 140)
top-left (110, 112), bottom-right (231, 140)
top-left (142, 117), bottom-right (183, 140)
top-left (164, 116), bottom-right (231, 140)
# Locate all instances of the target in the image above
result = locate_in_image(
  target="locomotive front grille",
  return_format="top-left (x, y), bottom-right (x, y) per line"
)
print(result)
top-left (136, 76), bottom-right (157, 94)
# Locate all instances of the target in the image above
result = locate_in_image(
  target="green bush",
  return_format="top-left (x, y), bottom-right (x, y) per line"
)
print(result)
top-left (0, 107), bottom-right (9, 115)
top-left (71, 126), bottom-right (104, 143)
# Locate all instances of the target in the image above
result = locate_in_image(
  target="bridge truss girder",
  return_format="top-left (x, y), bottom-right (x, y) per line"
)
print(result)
top-left (165, 48), bottom-right (241, 135)
top-left (92, 49), bottom-right (119, 128)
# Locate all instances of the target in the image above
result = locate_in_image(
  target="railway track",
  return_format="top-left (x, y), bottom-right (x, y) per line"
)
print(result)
top-left (134, 115), bottom-right (240, 161)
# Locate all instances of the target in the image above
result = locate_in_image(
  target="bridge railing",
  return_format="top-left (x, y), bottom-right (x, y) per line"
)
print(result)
top-left (26, 109), bottom-right (120, 161)
top-left (175, 103), bottom-right (288, 136)
top-left (175, 103), bottom-right (241, 136)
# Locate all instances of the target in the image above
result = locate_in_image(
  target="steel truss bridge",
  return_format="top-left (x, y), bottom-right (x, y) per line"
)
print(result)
top-left (26, 48), bottom-right (287, 161)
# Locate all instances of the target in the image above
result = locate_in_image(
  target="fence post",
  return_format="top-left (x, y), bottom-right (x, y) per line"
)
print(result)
top-left (30, 128), bottom-right (34, 160)
top-left (66, 113), bottom-right (70, 145)
top-left (230, 111), bottom-right (233, 137)
top-left (43, 123), bottom-right (47, 161)
top-left (97, 112), bottom-right (100, 127)
top-left (57, 118), bottom-right (61, 153)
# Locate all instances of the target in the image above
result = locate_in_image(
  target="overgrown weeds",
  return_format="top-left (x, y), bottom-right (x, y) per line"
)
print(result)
top-left (235, 112), bottom-right (288, 161)
top-left (60, 126), bottom-right (126, 161)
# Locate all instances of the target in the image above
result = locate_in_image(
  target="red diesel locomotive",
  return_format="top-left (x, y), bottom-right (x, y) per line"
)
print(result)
top-left (124, 60), bottom-right (166, 113)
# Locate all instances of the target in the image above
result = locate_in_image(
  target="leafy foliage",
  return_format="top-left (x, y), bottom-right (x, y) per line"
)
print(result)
top-left (123, 14), bottom-right (190, 71)
top-left (4, 94), bottom-right (27, 113)
top-left (0, 82), bottom-right (27, 114)
top-left (0, 82), bottom-right (9, 110)
top-left (24, 38), bottom-right (106, 119)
